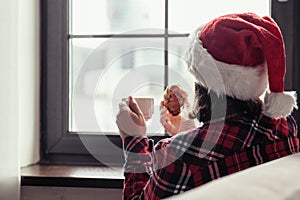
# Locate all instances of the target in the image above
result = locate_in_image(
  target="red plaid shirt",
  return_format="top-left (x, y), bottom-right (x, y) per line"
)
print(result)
top-left (122, 108), bottom-right (299, 200)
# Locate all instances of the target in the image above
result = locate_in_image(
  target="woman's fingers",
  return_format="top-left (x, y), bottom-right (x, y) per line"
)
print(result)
top-left (160, 105), bottom-right (168, 124)
top-left (128, 96), bottom-right (144, 118)
top-left (160, 101), bottom-right (165, 110)
top-left (119, 101), bottom-right (129, 111)
top-left (160, 107), bottom-right (179, 135)
top-left (163, 118), bottom-right (177, 136)
top-left (116, 97), bottom-right (146, 138)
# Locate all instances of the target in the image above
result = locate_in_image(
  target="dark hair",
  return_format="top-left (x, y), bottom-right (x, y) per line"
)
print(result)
top-left (189, 83), bottom-right (263, 123)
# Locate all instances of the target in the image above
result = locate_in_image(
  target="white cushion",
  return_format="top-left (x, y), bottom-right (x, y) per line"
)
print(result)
top-left (167, 153), bottom-right (300, 200)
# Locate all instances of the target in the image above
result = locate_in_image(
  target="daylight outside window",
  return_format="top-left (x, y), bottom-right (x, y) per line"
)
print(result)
top-left (69, 0), bottom-right (270, 134)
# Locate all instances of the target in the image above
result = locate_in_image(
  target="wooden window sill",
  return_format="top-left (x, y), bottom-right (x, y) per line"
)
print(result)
top-left (21, 164), bottom-right (124, 189)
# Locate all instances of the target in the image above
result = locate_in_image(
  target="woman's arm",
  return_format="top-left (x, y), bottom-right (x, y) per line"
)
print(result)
top-left (117, 97), bottom-right (194, 199)
top-left (122, 135), bottom-right (193, 200)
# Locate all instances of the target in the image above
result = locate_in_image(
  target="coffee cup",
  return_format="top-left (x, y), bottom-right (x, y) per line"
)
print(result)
top-left (123, 97), bottom-right (154, 120)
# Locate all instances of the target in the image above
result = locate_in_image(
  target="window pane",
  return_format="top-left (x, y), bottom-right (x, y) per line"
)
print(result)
top-left (70, 38), bottom-right (165, 134)
top-left (71, 0), bottom-right (164, 35)
top-left (168, 37), bottom-right (197, 117)
top-left (169, 0), bottom-right (270, 33)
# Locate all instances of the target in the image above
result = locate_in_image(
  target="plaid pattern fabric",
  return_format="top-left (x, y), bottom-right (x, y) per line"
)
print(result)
top-left (122, 112), bottom-right (299, 200)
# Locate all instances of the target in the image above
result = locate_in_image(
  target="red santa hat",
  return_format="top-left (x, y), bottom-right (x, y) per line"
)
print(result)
top-left (186, 12), bottom-right (297, 118)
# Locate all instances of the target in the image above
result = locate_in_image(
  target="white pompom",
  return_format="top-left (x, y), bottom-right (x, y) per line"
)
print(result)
top-left (263, 91), bottom-right (298, 118)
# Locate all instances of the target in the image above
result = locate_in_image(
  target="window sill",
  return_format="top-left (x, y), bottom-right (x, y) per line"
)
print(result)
top-left (21, 164), bottom-right (124, 189)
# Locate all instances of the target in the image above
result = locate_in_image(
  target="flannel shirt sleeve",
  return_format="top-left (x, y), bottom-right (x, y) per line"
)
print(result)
top-left (123, 135), bottom-right (193, 200)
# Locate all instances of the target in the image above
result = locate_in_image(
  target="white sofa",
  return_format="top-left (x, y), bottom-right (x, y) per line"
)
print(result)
top-left (168, 153), bottom-right (300, 200)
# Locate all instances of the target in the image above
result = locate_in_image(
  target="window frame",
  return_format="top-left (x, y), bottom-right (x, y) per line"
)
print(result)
top-left (41, 0), bottom-right (170, 165)
top-left (40, 0), bottom-right (299, 165)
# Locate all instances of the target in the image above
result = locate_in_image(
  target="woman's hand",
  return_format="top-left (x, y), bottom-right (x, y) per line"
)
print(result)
top-left (160, 101), bottom-right (181, 136)
top-left (160, 101), bottom-right (196, 136)
top-left (116, 96), bottom-right (146, 140)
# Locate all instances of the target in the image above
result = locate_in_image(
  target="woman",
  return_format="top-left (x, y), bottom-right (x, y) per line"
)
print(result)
top-left (116, 13), bottom-right (299, 200)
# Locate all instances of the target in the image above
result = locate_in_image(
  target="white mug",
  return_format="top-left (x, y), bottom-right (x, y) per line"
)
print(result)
top-left (122, 97), bottom-right (154, 120)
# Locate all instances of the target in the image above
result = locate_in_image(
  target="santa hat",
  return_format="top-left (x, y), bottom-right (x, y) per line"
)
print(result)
top-left (186, 12), bottom-right (297, 118)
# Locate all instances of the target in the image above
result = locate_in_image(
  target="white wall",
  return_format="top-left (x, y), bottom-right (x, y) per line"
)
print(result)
top-left (0, 0), bottom-right (39, 199)
top-left (18, 0), bottom-right (40, 167)
top-left (0, 0), bottom-right (20, 199)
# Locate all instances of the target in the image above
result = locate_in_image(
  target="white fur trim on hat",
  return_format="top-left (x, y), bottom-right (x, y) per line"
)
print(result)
top-left (263, 92), bottom-right (298, 118)
top-left (186, 28), bottom-right (268, 101)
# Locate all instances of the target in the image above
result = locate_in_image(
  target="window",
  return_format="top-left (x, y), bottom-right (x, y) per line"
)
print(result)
top-left (41, 0), bottom-right (298, 165)
top-left (69, 0), bottom-right (269, 134)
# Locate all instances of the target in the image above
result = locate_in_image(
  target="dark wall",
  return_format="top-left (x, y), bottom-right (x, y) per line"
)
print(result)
top-left (294, 0), bottom-right (300, 125)
top-left (272, 0), bottom-right (300, 126)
